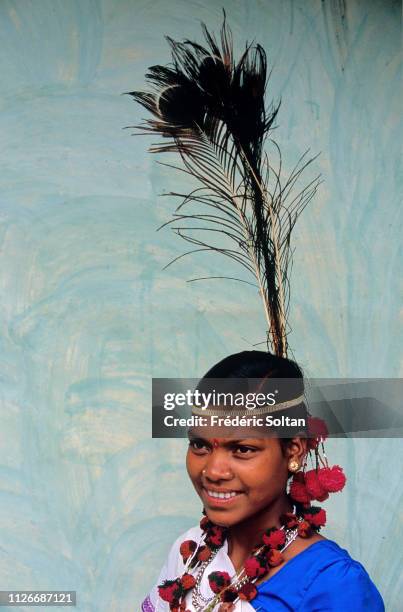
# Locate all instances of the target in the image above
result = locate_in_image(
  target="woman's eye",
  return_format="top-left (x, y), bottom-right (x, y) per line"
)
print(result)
top-left (189, 440), bottom-right (209, 453)
top-left (234, 445), bottom-right (256, 456)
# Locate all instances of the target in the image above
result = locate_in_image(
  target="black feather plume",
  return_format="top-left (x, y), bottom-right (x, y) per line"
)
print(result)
top-left (127, 14), bottom-right (320, 357)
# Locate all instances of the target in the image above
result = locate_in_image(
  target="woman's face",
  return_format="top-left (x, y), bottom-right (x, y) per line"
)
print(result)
top-left (186, 435), bottom-right (291, 527)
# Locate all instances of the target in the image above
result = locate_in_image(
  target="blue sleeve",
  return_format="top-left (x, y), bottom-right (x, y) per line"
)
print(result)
top-left (299, 559), bottom-right (385, 612)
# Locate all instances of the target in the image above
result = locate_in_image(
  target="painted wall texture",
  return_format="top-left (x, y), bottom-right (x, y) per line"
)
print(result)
top-left (0, 0), bottom-right (401, 610)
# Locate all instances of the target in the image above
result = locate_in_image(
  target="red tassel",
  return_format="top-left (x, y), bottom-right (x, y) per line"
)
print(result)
top-left (318, 465), bottom-right (346, 493)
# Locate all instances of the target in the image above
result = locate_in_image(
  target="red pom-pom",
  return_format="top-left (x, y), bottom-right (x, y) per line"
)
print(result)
top-left (238, 583), bottom-right (258, 601)
top-left (262, 527), bottom-right (286, 549)
top-left (308, 417), bottom-right (328, 442)
top-left (318, 465), bottom-right (346, 493)
top-left (179, 540), bottom-right (197, 562)
top-left (200, 516), bottom-right (210, 530)
top-left (289, 472), bottom-right (311, 504)
top-left (303, 507), bottom-right (327, 528)
top-left (305, 469), bottom-right (329, 501)
top-left (180, 573), bottom-right (196, 590)
top-left (197, 545), bottom-right (212, 562)
top-left (244, 556), bottom-right (266, 578)
top-left (158, 579), bottom-right (182, 603)
top-left (267, 548), bottom-right (284, 567)
top-left (208, 571), bottom-right (231, 594)
top-left (206, 525), bottom-right (226, 547)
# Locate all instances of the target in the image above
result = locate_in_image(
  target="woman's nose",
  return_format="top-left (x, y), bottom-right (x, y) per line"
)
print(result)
top-left (203, 453), bottom-right (233, 481)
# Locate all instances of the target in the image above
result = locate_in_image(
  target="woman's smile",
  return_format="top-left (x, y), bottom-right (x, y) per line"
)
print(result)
top-left (202, 486), bottom-right (244, 505)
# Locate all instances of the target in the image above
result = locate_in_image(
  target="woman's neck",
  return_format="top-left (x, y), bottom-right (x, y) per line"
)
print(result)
top-left (227, 494), bottom-right (293, 570)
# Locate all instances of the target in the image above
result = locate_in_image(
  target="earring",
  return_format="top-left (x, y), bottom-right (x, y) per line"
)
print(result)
top-left (288, 460), bottom-right (300, 472)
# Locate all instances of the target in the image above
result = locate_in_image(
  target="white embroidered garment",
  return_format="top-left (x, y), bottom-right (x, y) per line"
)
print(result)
top-left (142, 525), bottom-right (255, 612)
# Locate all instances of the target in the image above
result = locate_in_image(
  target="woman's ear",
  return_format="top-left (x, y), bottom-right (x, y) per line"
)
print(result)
top-left (286, 436), bottom-right (307, 468)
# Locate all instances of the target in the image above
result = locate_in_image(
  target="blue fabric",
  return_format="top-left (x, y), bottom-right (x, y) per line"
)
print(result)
top-left (251, 540), bottom-right (384, 611)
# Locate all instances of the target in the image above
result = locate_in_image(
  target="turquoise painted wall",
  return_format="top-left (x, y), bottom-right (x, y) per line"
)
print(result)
top-left (0, 0), bottom-right (401, 609)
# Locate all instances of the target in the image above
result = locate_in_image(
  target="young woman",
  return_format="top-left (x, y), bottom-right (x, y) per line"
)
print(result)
top-left (142, 351), bottom-right (384, 611)
top-left (130, 15), bottom-right (385, 611)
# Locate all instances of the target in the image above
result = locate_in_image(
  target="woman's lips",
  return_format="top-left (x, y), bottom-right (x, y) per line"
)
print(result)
top-left (202, 487), bottom-right (243, 505)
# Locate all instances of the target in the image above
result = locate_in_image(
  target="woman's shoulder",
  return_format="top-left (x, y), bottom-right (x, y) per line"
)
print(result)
top-left (256, 540), bottom-right (385, 611)
top-left (294, 538), bottom-right (356, 566)
top-left (298, 540), bottom-right (385, 611)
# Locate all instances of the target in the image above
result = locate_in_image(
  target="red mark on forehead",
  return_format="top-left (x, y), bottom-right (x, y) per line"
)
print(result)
top-left (213, 438), bottom-right (219, 448)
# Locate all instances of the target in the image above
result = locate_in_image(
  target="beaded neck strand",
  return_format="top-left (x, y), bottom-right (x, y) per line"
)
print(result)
top-left (158, 504), bottom-right (322, 611)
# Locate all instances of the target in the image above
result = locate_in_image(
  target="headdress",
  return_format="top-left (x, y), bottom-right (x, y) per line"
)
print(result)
top-left (127, 12), bottom-right (320, 357)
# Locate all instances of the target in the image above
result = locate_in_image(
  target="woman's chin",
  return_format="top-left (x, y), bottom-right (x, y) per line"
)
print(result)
top-left (205, 509), bottom-right (243, 527)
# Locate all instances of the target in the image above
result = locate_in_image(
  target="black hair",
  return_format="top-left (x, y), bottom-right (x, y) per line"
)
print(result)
top-left (201, 350), bottom-right (303, 382)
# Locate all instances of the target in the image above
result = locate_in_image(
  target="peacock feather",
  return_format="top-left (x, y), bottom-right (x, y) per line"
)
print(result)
top-left (127, 13), bottom-right (320, 357)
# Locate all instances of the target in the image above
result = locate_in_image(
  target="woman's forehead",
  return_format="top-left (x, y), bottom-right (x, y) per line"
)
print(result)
top-left (187, 434), bottom-right (273, 446)
top-left (188, 424), bottom-right (278, 441)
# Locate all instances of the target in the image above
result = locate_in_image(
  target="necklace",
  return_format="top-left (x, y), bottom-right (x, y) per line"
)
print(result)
top-left (191, 525), bottom-right (300, 612)
top-left (157, 501), bottom-right (330, 611)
